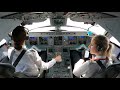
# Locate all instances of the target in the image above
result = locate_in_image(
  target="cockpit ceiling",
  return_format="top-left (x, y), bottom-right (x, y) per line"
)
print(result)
top-left (0, 12), bottom-right (120, 43)
top-left (0, 12), bottom-right (119, 23)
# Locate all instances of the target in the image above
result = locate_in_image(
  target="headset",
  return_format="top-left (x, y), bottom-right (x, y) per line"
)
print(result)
top-left (96, 44), bottom-right (103, 51)
top-left (24, 28), bottom-right (29, 40)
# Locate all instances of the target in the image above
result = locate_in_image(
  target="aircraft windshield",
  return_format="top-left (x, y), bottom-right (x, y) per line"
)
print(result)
top-left (25, 18), bottom-right (51, 30)
top-left (24, 17), bottom-right (107, 35)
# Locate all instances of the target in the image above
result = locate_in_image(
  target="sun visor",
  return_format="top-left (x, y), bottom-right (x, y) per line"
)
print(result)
top-left (0, 39), bottom-right (7, 46)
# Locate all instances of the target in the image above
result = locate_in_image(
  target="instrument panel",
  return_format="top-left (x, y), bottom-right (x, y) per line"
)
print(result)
top-left (46, 46), bottom-right (73, 78)
top-left (25, 34), bottom-right (92, 78)
top-left (26, 36), bottom-right (92, 47)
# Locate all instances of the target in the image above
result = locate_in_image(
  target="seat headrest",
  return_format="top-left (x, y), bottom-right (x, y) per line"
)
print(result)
top-left (0, 63), bottom-right (15, 78)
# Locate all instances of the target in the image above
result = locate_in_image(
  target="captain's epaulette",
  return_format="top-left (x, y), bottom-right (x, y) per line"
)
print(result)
top-left (29, 49), bottom-right (36, 52)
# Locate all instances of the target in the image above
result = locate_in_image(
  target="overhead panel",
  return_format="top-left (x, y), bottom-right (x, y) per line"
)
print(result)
top-left (69, 12), bottom-right (118, 22)
top-left (0, 12), bottom-right (24, 20)
top-left (0, 12), bottom-right (48, 25)
top-left (50, 12), bottom-right (67, 27)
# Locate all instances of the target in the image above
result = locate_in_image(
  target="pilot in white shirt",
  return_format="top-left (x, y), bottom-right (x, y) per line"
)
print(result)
top-left (73, 56), bottom-right (113, 78)
top-left (73, 35), bottom-right (113, 78)
top-left (8, 47), bottom-right (60, 77)
top-left (8, 26), bottom-right (62, 77)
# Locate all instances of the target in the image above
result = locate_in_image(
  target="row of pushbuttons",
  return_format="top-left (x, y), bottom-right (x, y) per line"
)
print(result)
top-left (38, 32), bottom-right (76, 35)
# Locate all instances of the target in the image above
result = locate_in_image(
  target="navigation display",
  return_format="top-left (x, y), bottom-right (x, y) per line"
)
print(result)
top-left (68, 36), bottom-right (77, 45)
top-left (29, 37), bottom-right (38, 45)
top-left (86, 36), bottom-right (92, 47)
top-left (78, 36), bottom-right (87, 45)
top-left (54, 36), bottom-right (62, 45)
top-left (39, 37), bottom-right (48, 45)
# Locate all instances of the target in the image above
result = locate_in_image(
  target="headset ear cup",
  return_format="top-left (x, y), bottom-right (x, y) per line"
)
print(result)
top-left (97, 45), bottom-right (103, 51)
top-left (26, 36), bottom-right (29, 40)
top-left (97, 46), bottom-right (100, 51)
top-left (25, 30), bottom-right (29, 40)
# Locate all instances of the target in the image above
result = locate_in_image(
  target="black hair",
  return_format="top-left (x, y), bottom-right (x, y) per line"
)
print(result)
top-left (12, 26), bottom-right (27, 50)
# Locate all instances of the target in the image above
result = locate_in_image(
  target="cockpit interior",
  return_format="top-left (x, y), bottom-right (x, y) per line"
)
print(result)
top-left (0, 12), bottom-right (120, 78)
